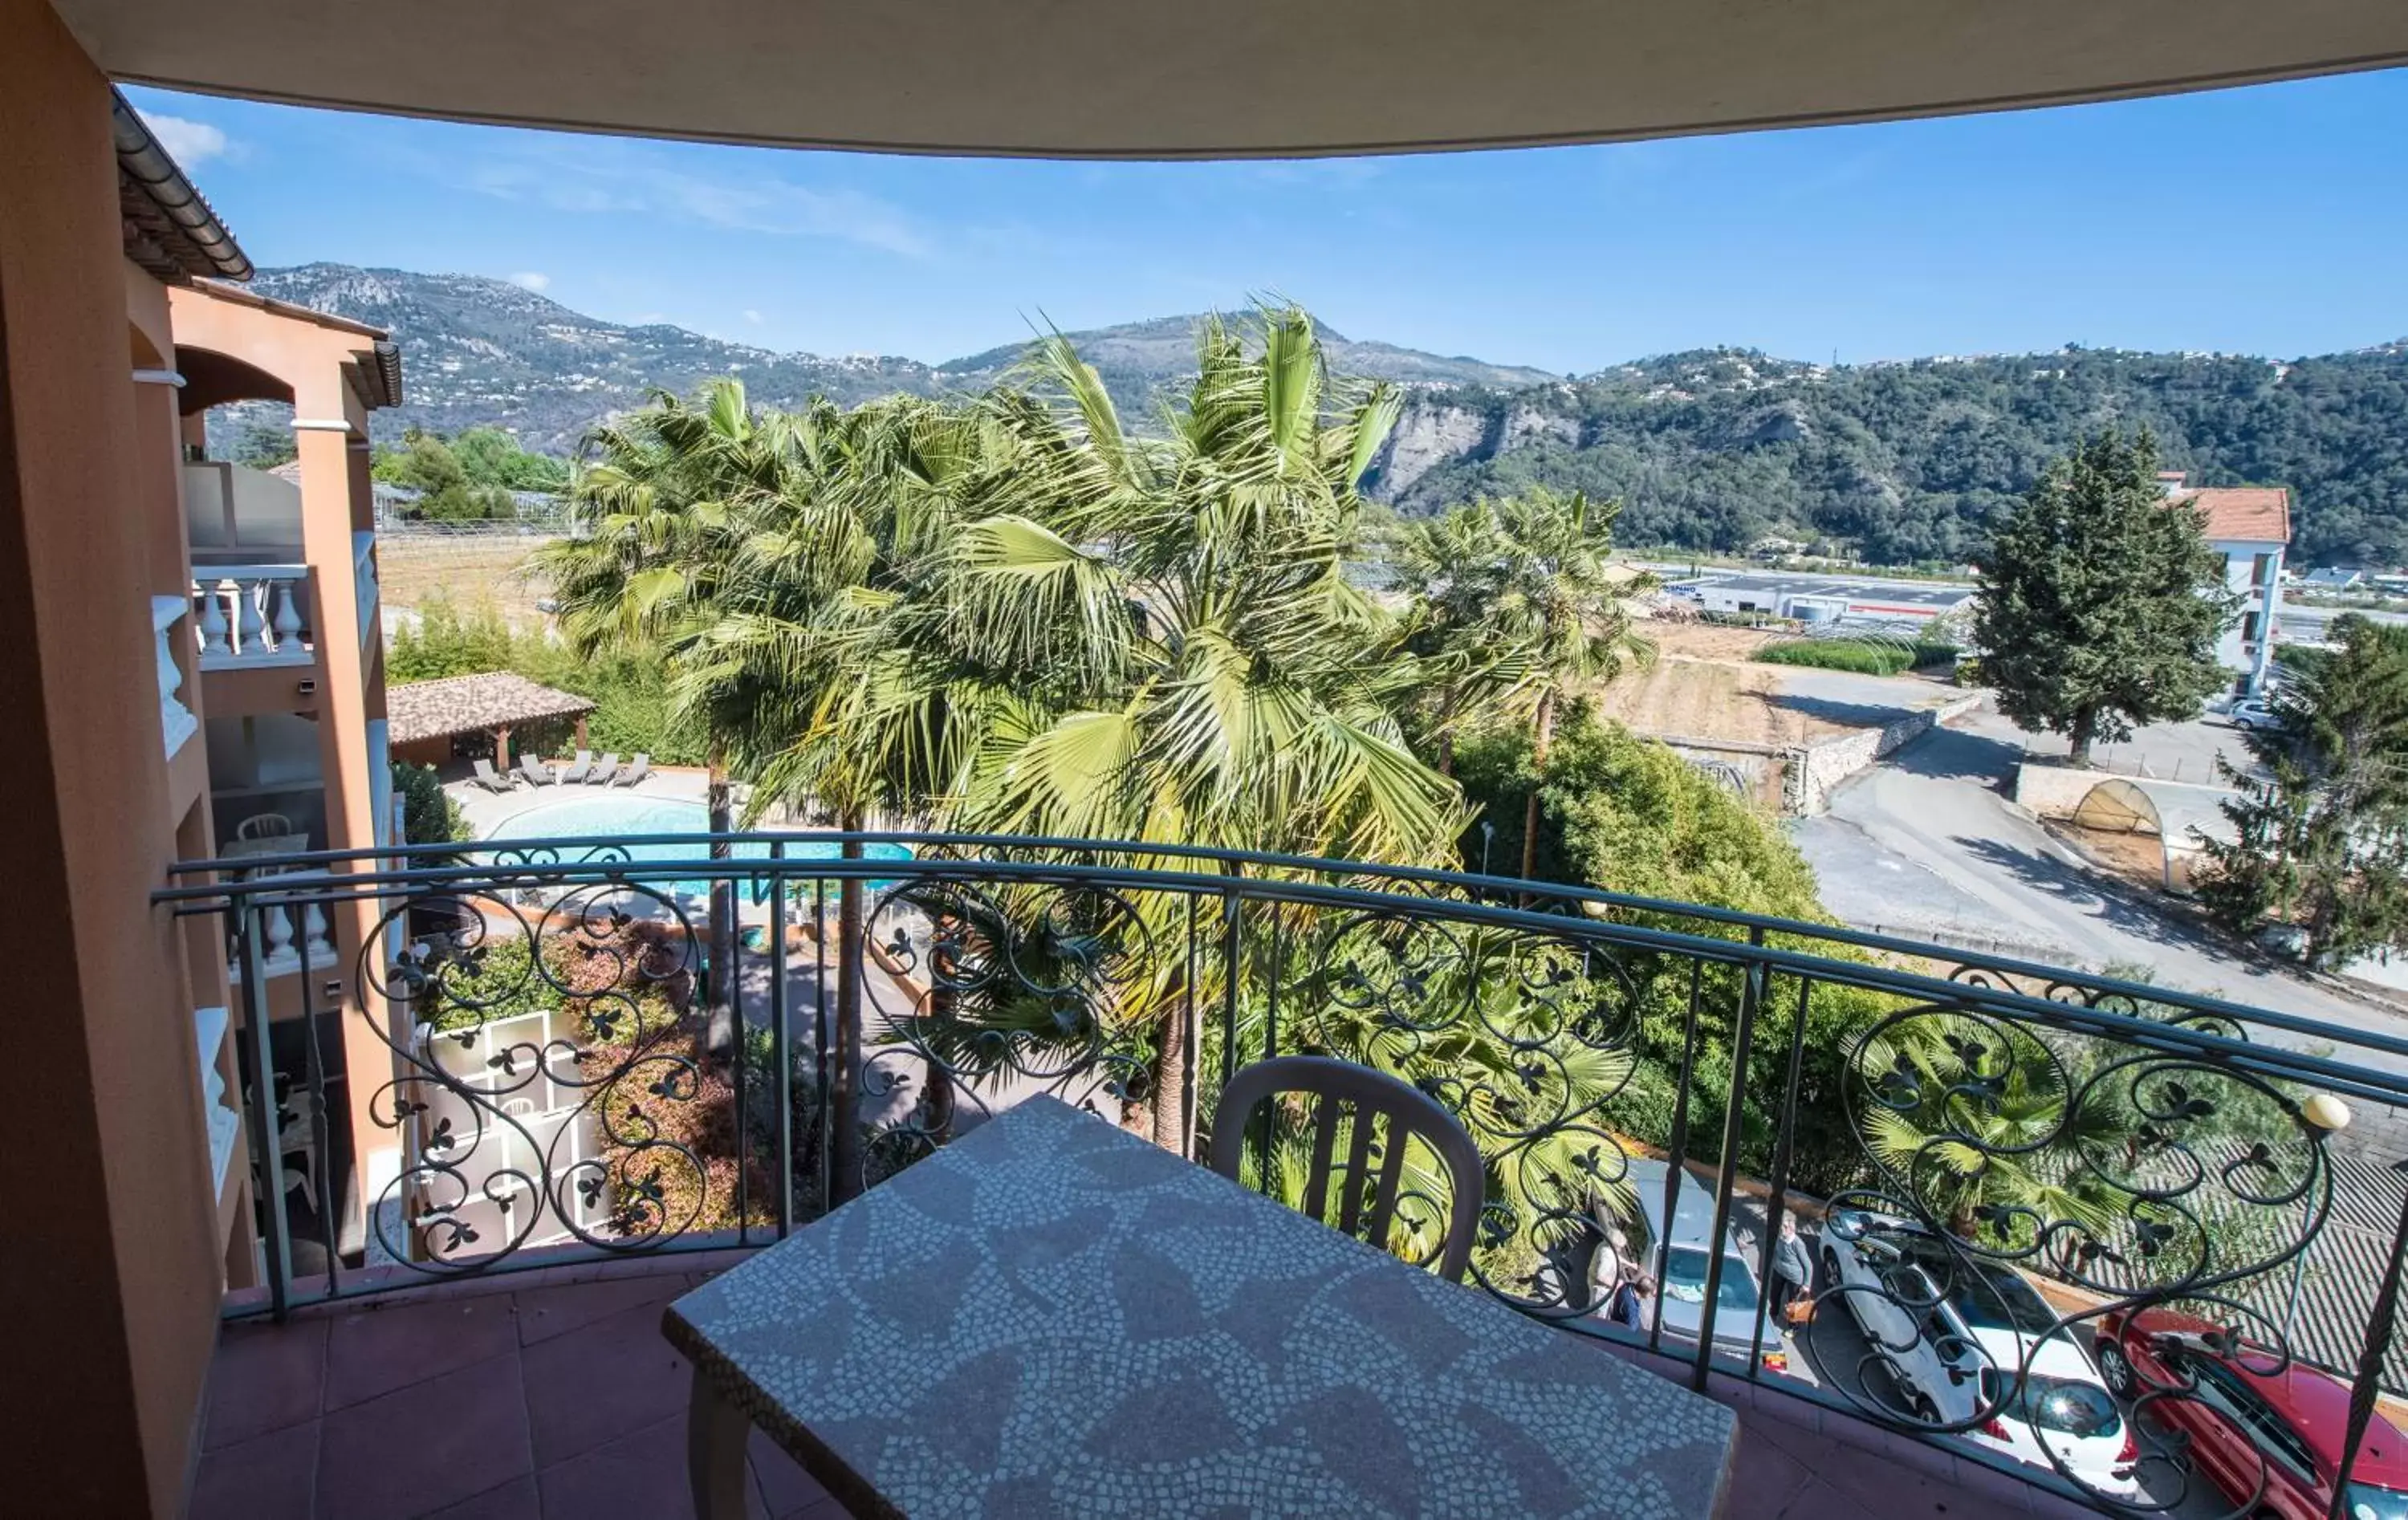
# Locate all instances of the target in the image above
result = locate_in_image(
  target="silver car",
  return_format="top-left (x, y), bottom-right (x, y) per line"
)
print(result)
top-left (1614, 1157), bottom-right (1773, 1364)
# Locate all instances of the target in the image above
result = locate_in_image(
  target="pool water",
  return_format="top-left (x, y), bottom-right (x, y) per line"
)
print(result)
top-left (482, 795), bottom-right (909, 900)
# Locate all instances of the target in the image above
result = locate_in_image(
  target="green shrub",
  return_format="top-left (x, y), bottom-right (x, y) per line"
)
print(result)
top-left (1752, 638), bottom-right (1958, 676)
top-left (392, 761), bottom-right (468, 849)
top-left (387, 592), bottom-right (707, 766)
top-left (1755, 639), bottom-right (1915, 675)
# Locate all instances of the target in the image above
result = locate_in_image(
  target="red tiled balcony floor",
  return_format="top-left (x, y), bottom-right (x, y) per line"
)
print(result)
top-left (193, 1251), bottom-right (2106, 1520)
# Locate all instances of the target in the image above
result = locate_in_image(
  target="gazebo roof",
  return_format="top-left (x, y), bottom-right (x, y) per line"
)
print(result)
top-left (387, 672), bottom-right (596, 746)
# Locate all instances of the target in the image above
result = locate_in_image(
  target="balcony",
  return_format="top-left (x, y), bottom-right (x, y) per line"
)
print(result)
top-left (162, 835), bottom-right (2408, 1519)
top-left (193, 566), bottom-right (318, 672)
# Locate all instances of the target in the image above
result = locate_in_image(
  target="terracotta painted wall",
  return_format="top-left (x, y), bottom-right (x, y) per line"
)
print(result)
top-left (0, 2), bottom-right (223, 1512)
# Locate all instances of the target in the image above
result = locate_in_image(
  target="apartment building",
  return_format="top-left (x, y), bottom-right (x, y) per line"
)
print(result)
top-left (2161, 470), bottom-right (2292, 695)
top-left (6, 46), bottom-right (400, 1511)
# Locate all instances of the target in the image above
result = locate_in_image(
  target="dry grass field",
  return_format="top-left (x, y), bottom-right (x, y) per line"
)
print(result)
top-left (1596, 618), bottom-right (1868, 747)
top-left (377, 531), bottom-right (555, 624)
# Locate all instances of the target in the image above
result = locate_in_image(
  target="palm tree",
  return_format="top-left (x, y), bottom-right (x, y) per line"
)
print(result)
top-left (938, 311), bottom-right (1469, 1147)
top-left (1389, 489), bottom-right (1649, 878)
top-left (537, 381), bottom-right (799, 1055)
top-left (694, 310), bottom-right (1470, 1156)
top-left (665, 392), bottom-right (1011, 1201)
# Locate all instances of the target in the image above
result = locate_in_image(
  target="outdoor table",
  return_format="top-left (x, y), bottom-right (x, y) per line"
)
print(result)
top-left (662, 1095), bottom-right (1736, 1518)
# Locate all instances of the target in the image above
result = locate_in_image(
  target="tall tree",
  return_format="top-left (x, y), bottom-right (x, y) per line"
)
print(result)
top-left (537, 380), bottom-right (798, 1059)
top-left (1972, 430), bottom-right (2239, 767)
top-left (2194, 616), bottom-right (2408, 964)
top-left (1389, 489), bottom-right (1648, 877)
top-left (692, 311), bottom-right (1469, 1156)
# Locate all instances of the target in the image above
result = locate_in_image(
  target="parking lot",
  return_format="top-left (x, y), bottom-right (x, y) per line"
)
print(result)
top-left (1616, 1198), bottom-right (2228, 1517)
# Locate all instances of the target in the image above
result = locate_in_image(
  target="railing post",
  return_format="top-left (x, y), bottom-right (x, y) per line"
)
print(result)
top-left (730, 858), bottom-right (749, 1241)
top-left (770, 846), bottom-right (791, 1238)
top-left (1745, 975), bottom-right (1817, 1378)
top-left (236, 894), bottom-right (295, 1320)
top-left (1649, 959), bottom-right (1706, 1356)
top-left (1218, 863), bottom-right (1243, 1095)
top-left (1694, 926), bottom-right (1767, 1392)
top-left (295, 883), bottom-right (341, 1296)
top-left (812, 877), bottom-right (832, 1215)
top-left (2333, 1175), bottom-right (2408, 1520)
top-left (1180, 893), bottom-right (1201, 1160)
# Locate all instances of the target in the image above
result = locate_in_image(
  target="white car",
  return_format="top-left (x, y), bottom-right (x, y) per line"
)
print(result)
top-left (1822, 1211), bottom-right (2139, 1501)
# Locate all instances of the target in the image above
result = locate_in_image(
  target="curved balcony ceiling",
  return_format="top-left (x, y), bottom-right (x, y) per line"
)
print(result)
top-left (57, 0), bottom-right (2408, 158)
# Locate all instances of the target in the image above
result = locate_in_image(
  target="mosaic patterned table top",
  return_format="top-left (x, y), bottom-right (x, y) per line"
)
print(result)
top-left (662, 1096), bottom-right (1735, 1519)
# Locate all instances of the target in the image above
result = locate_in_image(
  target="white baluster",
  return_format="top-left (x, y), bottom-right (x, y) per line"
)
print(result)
top-left (303, 899), bottom-right (333, 964)
top-left (195, 579), bottom-right (231, 660)
top-left (233, 575), bottom-right (266, 656)
top-left (270, 578), bottom-right (304, 653)
top-left (264, 896), bottom-right (298, 968)
top-left (152, 597), bottom-right (197, 755)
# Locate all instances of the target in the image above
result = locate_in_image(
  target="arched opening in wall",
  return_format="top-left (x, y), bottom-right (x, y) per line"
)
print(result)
top-left (2072, 778), bottom-right (2162, 835)
top-left (177, 343), bottom-right (298, 467)
top-left (2068, 778), bottom-right (2173, 890)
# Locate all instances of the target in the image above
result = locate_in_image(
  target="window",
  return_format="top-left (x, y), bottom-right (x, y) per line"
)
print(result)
top-left (1979, 1369), bottom-right (2124, 1439)
top-left (2254, 552), bottom-right (2278, 587)
top-left (2243, 612), bottom-right (2264, 644)
top-left (1662, 1246), bottom-right (1760, 1312)
top-left (2190, 1359), bottom-right (2320, 1481)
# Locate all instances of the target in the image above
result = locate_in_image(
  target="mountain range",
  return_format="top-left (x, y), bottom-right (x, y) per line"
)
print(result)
top-left (242, 264), bottom-right (2408, 568)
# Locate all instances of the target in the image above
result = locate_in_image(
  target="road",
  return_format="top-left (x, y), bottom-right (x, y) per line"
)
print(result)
top-left (1788, 705), bottom-right (2408, 1132)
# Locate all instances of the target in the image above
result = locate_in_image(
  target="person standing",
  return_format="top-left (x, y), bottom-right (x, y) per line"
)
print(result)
top-left (1589, 1227), bottom-right (1629, 1314)
top-left (1608, 1272), bottom-right (1654, 1329)
top-left (1767, 1211), bottom-right (1812, 1327)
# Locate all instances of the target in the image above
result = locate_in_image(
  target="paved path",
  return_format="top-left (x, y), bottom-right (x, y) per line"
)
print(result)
top-left (1788, 709), bottom-right (2408, 1156)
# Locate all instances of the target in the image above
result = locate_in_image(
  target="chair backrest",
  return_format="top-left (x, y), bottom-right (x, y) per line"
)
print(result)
top-left (1209, 1055), bottom-right (1486, 1282)
top-left (235, 811), bottom-right (295, 840)
top-left (474, 758), bottom-right (498, 778)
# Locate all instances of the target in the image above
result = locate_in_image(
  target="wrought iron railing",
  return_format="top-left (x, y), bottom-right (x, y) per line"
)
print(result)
top-left (159, 832), bottom-right (2408, 1518)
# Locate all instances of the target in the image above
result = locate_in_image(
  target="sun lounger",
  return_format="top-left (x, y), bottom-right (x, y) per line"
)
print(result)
top-left (590, 752), bottom-right (623, 786)
top-left (558, 749), bottom-right (594, 785)
top-left (514, 754), bottom-right (554, 787)
top-left (471, 758), bottom-right (515, 794)
top-left (610, 753), bottom-right (650, 788)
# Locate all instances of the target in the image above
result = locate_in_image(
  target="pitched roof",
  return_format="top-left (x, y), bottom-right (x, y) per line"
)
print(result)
top-left (387, 673), bottom-right (596, 746)
top-left (2174, 485), bottom-right (2292, 545)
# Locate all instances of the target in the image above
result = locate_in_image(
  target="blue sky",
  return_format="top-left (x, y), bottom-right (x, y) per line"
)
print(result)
top-left (127, 69), bottom-right (2408, 374)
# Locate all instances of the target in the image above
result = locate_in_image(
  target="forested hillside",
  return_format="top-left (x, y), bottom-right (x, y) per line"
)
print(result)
top-left (1373, 344), bottom-right (2408, 567)
top-left (239, 266), bottom-right (2408, 567)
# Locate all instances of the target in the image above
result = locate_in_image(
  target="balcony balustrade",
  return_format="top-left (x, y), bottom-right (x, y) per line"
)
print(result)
top-left (152, 594), bottom-right (197, 756)
top-left (161, 833), bottom-right (2408, 1518)
top-left (192, 565), bottom-right (315, 671)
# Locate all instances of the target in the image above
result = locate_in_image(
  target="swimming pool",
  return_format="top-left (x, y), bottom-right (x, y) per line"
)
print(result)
top-left (482, 795), bottom-right (909, 899)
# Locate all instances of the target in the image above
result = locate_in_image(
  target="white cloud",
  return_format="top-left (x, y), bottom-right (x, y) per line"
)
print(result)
top-left (508, 271), bottom-right (552, 292)
top-left (742, 309), bottom-right (764, 325)
top-left (460, 144), bottom-right (936, 260)
top-left (140, 111), bottom-right (231, 169)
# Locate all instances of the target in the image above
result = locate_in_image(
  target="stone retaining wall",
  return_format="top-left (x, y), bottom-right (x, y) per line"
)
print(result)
top-left (1783, 694), bottom-right (1982, 815)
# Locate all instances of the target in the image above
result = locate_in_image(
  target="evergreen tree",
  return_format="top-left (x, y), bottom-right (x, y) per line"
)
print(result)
top-left (376, 428), bottom-right (519, 521)
top-left (2194, 616), bottom-right (2408, 963)
top-left (1972, 430), bottom-right (2239, 766)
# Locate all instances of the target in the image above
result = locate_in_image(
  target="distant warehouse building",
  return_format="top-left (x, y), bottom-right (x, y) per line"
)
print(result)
top-left (1689, 573), bottom-right (1975, 628)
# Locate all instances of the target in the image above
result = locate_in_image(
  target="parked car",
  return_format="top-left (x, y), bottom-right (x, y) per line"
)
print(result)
top-left (1822, 1209), bottom-right (2138, 1499)
top-left (1616, 1159), bottom-right (1775, 1366)
top-left (2228, 697), bottom-right (2281, 731)
top-left (2097, 1307), bottom-right (2408, 1520)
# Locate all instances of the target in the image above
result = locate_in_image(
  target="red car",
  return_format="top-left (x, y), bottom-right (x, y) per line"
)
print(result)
top-left (2096, 1307), bottom-right (2408, 1519)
